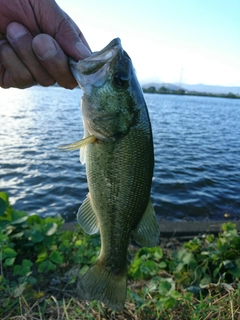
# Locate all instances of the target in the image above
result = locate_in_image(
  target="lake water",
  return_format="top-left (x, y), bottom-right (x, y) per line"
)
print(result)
top-left (0, 86), bottom-right (240, 222)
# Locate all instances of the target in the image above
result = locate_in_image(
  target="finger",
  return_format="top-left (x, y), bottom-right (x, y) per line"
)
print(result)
top-left (63, 11), bottom-right (91, 53)
top-left (0, 39), bottom-right (35, 88)
top-left (54, 17), bottom-right (91, 61)
top-left (32, 0), bottom-right (91, 60)
top-left (32, 34), bottom-right (77, 89)
top-left (6, 22), bottom-right (55, 86)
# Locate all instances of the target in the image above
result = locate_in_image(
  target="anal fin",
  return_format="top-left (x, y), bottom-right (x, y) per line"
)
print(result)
top-left (133, 198), bottom-right (160, 247)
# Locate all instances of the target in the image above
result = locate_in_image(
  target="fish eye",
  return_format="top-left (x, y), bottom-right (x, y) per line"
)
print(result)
top-left (112, 72), bottom-right (129, 89)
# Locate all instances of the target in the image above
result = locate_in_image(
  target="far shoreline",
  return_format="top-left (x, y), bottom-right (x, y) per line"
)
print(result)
top-left (142, 86), bottom-right (240, 99)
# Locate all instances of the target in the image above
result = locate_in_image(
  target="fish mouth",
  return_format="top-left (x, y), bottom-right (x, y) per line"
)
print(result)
top-left (69, 38), bottom-right (121, 79)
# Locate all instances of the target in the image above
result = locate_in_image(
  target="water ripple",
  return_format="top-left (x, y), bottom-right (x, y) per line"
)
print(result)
top-left (0, 87), bottom-right (240, 221)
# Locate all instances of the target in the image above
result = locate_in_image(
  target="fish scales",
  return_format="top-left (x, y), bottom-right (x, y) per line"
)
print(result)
top-left (86, 122), bottom-right (153, 258)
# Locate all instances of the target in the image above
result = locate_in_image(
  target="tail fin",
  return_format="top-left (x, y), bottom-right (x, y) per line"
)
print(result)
top-left (77, 261), bottom-right (127, 311)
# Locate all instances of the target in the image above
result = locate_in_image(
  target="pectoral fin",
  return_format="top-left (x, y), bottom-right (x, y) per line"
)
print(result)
top-left (80, 129), bottom-right (89, 164)
top-left (133, 198), bottom-right (160, 247)
top-left (77, 194), bottom-right (99, 234)
top-left (58, 135), bottom-right (96, 151)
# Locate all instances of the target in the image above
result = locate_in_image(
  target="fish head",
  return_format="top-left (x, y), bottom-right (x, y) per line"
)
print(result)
top-left (69, 38), bottom-right (145, 141)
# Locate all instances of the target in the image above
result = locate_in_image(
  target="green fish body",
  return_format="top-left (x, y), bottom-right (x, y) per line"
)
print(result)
top-left (63, 38), bottom-right (160, 310)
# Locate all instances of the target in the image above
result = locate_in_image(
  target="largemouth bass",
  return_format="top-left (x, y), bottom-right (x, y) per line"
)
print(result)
top-left (60, 38), bottom-right (160, 310)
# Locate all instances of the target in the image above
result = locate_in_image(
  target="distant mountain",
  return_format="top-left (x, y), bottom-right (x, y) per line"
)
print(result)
top-left (141, 82), bottom-right (240, 95)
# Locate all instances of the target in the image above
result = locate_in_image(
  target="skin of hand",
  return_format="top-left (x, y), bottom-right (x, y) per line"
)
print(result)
top-left (0, 0), bottom-right (91, 89)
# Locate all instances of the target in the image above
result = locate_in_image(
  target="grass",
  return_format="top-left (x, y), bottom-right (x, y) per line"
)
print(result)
top-left (0, 191), bottom-right (240, 319)
top-left (1, 273), bottom-right (239, 319)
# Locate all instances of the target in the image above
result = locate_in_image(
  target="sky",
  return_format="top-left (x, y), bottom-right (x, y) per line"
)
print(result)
top-left (57, 0), bottom-right (240, 87)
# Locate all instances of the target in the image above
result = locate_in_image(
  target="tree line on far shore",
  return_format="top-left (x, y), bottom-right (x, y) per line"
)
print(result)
top-left (142, 86), bottom-right (240, 99)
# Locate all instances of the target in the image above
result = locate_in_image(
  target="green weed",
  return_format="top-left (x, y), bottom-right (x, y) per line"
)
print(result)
top-left (0, 191), bottom-right (240, 319)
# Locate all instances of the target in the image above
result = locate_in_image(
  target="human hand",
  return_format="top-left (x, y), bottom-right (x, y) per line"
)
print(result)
top-left (0, 0), bottom-right (91, 89)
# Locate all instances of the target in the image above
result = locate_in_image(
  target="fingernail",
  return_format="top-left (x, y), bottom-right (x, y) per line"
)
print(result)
top-left (7, 23), bottom-right (27, 40)
top-left (75, 42), bottom-right (91, 59)
top-left (34, 38), bottom-right (58, 59)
